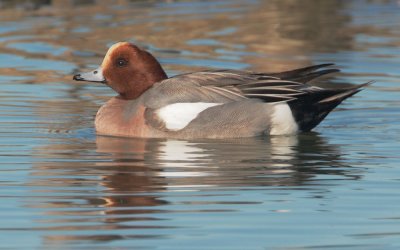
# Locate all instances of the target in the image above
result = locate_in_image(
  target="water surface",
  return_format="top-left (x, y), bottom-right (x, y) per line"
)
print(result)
top-left (0, 0), bottom-right (400, 249)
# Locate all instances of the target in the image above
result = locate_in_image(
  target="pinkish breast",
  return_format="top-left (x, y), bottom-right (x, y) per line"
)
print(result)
top-left (95, 97), bottom-right (152, 138)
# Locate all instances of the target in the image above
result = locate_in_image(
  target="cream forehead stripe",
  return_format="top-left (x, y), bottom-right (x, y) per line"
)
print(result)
top-left (101, 42), bottom-right (129, 68)
top-left (157, 103), bottom-right (222, 131)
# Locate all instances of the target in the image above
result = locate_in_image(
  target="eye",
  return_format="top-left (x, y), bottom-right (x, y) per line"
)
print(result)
top-left (116, 58), bottom-right (128, 67)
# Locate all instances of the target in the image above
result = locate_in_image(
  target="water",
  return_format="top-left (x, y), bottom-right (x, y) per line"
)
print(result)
top-left (0, 0), bottom-right (399, 249)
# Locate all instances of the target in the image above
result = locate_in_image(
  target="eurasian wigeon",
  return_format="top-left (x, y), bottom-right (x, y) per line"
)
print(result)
top-left (73, 42), bottom-right (370, 139)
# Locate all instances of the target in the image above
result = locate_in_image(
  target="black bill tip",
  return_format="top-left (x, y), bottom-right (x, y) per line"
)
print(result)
top-left (73, 74), bottom-right (83, 81)
top-left (72, 73), bottom-right (107, 84)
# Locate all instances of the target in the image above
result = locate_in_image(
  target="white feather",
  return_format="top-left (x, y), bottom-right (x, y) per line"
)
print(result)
top-left (157, 102), bottom-right (222, 131)
top-left (270, 103), bottom-right (298, 135)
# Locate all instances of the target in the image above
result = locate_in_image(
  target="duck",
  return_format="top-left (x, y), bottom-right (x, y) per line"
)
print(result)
top-left (73, 42), bottom-right (370, 139)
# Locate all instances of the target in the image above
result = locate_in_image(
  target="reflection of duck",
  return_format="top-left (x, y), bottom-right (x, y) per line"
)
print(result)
top-left (73, 42), bottom-right (370, 139)
top-left (27, 132), bottom-right (362, 246)
top-left (95, 133), bottom-right (358, 192)
top-left (95, 136), bottom-right (169, 213)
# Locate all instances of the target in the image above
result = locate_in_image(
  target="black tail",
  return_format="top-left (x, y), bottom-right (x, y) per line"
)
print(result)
top-left (288, 81), bottom-right (373, 132)
top-left (268, 63), bottom-right (340, 83)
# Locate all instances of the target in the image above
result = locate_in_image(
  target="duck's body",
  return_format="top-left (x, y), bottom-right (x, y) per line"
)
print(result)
top-left (73, 42), bottom-right (369, 139)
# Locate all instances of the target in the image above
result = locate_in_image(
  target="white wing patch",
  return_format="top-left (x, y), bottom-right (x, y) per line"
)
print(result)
top-left (270, 103), bottom-right (298, 135)
top-left (157, 102), bottom-right (222, 131)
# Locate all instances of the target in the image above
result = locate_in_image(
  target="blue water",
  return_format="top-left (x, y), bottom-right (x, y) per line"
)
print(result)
top-left (0, 0), bottom-right (399, 249)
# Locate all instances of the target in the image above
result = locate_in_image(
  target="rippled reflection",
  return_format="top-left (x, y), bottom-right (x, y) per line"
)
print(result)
top-left (23, 132), bottom-right (365, 244)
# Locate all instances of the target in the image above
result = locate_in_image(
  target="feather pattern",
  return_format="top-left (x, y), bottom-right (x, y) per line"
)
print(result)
top-left (156, 63), bottom-right (338, 104)
top-left (143, 63), bottom-right (370, 133)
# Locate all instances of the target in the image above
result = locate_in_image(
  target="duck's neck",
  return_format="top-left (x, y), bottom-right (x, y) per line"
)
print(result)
top-left (119, 67), bottom-right (168, 100)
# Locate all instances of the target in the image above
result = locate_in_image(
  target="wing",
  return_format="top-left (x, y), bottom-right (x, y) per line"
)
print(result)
top-left (175, 63), bottom-right (338, 85)
top-left (144, 63), bottom-right (338, 109)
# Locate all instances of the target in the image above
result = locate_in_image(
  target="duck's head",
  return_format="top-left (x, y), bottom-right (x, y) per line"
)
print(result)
top-left (73, 42), bottom-right (167, 100)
